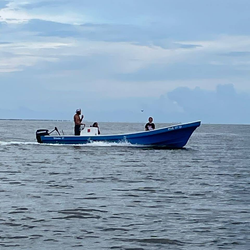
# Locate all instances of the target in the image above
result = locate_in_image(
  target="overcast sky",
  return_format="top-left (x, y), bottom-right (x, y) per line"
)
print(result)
top-left (1, 0), bottom-right (250, 123)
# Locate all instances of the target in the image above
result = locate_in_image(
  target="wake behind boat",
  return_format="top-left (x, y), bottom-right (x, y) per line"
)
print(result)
top-left (36, 121), bottom-right (201, 148)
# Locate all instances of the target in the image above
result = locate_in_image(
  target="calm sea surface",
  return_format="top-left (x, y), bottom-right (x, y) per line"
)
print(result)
top-left (0, 120), bottom-right (249, 250)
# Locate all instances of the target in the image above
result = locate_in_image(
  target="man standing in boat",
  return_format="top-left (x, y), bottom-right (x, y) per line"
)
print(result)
top-left (145, 117), bottom-right (155, 131)
top-left (74, 109), bottom-right (84, 135)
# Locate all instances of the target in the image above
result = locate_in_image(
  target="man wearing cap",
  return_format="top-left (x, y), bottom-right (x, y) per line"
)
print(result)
top-left (74, 109), bottom-right (84, 135)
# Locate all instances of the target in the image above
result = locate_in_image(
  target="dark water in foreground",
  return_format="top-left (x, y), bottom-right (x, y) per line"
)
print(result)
top-left (0, 120), bottom-right (249, 250)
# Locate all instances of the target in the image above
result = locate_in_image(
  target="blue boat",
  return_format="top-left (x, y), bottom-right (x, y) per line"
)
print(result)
top-left (36, 121), bottom-right (201, 148)
top-left (36, 121), bottom-right (201, 149)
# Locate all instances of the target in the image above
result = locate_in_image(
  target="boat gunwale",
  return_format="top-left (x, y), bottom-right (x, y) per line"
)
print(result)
top-left (41, 120), bottom-right (201, 139)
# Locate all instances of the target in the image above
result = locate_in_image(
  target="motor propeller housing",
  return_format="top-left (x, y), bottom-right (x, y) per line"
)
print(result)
top-left (36, 129), bottom-right (49, 143)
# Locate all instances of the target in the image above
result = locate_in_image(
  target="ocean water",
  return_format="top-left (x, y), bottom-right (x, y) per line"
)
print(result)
top-left (0, 120), bottom-right (249, 250)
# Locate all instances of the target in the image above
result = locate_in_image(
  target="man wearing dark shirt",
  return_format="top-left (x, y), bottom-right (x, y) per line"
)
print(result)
top-left (145, 117), bottom-right (155, 131)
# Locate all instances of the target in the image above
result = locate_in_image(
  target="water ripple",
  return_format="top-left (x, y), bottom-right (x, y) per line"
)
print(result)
top-left (0, 121), bottom-right (249, 249)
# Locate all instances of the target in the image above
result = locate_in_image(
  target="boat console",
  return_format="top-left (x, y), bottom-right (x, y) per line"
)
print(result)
top-left (81, 127), bottom-right (99, 136)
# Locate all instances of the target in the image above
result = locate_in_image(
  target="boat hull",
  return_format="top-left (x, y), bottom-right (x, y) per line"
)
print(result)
top-left (36, 121), bottom-right (201, 148)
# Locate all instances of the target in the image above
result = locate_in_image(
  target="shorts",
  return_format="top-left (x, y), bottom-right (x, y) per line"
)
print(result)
top-left (74, 125), bottom-right (81, 135)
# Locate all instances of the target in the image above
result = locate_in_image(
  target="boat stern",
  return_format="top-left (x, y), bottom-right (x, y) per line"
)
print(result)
top-left (36, 129), bottom-right (49, 143)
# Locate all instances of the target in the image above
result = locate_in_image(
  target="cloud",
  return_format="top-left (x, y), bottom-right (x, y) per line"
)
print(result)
top-left (1, 1), bottom-right (250, 124)
top-left (0, 0), bottom-right (86, 24)
top-left (20, 1), bottom-right (68, 10)
top-left (0, 1), bottom-right (8, 9)
top-left (219, 51), bottom-right (250, 57)
top-left (166, 84), bottom-right (250, 124)
top-left (0, 38), bottom-right (71, 73)
top-left (2, 0), bottom-right (250, 36)
top-left (1, 83), bottom-right (249, 124)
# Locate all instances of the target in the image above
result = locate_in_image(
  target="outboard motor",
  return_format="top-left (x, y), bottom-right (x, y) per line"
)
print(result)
top-left (36, 129), bottom-right (49, 143)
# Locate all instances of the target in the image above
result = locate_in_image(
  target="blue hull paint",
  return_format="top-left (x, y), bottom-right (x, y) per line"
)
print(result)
top-left (38, 121), bottom-right (201, 148)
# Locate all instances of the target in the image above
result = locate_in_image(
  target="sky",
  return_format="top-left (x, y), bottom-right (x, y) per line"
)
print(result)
top-left (0, 0), bottom-right (250, 124)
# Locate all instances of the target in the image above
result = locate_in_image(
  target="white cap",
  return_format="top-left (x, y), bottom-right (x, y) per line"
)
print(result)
top-left (76, 108), bottom-right (81, 112)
